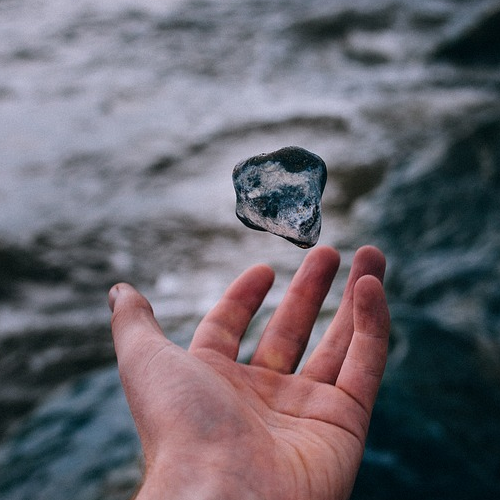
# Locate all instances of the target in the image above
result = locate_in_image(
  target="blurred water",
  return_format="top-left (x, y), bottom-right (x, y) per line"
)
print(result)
top-left (1, 0), bottom-right (500, 498)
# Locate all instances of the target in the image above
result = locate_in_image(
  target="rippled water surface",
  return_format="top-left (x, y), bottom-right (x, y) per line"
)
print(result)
top-left (1, 0), bottom-right (500, 498)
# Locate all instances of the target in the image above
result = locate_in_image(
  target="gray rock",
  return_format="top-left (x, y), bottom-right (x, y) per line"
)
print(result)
top-left (232, 146), bottom-right (327, 248)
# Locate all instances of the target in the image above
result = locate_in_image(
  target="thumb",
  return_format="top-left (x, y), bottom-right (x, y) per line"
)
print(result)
top-left (109, 283), bottom-right (169, 372)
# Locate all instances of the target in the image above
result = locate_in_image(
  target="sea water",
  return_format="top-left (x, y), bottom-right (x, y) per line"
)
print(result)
top-left (1, 0), bottom-right (500, 498)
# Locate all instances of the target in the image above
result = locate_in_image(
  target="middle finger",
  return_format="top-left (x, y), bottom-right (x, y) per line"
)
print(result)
top-left (250, 246), bottom-right (340, 373)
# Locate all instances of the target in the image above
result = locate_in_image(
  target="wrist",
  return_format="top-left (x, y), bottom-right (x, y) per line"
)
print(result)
top-left (133, 456), bottom-right (262, 500)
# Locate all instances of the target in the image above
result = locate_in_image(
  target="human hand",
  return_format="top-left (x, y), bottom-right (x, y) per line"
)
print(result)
top-left (109, 246), bottom-right (390, 500)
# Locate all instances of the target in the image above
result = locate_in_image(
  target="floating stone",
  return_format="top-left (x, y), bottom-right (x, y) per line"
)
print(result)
top-left (232, 146), bottom-right (327, 248)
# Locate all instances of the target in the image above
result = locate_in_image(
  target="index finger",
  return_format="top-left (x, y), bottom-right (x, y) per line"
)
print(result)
top-left (189, 264), bottom-right (275, 359)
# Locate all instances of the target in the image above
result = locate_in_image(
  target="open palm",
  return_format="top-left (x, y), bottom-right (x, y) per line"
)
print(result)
top-left (110, 246), bottom-right (390, 500)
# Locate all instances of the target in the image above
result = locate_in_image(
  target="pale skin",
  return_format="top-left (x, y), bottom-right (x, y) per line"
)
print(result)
top-left (109, 245), bottom-right (390, 500)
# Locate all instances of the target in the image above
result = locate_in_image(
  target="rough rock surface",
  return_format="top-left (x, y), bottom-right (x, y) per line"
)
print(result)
top-left (232, 146), bottom-right (327, 248)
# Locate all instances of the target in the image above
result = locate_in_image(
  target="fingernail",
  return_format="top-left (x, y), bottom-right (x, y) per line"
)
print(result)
top-left (108, 285), bottom-right (120, 312)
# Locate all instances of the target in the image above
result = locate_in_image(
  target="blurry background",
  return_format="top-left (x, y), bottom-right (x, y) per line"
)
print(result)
top-left (1, 0), bottom-right (500, 498)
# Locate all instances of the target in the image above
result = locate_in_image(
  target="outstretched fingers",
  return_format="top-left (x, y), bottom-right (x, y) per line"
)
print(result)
top-left (189, 264), bottom-right (275, 359)
top-left (335, 275), bottom-right (390, 416)
top-left (301, 246), bottom-right (386, 383)
top-left (250, 246), bottom-right (340, 373)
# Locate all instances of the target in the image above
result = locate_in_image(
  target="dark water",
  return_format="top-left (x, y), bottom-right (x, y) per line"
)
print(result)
top-left (1, 0), bottom-right (500, 498)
